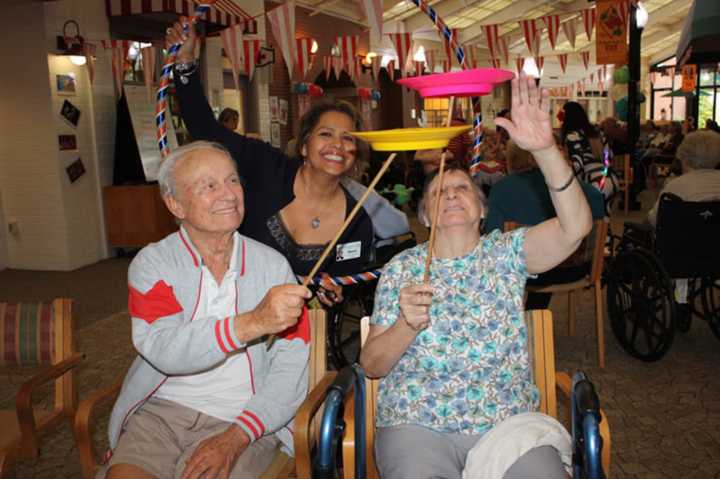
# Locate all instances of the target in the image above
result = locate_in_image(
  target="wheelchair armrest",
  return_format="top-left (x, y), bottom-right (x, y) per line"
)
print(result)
top-left (294, 372), bottom-right (338, 479)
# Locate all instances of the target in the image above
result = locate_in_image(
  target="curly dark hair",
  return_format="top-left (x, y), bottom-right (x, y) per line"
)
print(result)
top-left (294, 100), bottom-right (369, 180)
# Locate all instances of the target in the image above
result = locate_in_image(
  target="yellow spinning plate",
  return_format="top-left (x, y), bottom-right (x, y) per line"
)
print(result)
top-left (350, 125), bottom-right (471, 151)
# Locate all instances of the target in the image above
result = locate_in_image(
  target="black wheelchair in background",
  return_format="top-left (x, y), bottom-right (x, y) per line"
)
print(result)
top-left (605, 193), bottom-right (720, 361)
top-left (325, 232), bottom-right (417, 369)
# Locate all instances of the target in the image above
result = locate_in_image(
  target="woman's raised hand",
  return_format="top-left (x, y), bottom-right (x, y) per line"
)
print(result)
top-left (165, 16), bottom-right (197, 64)
top-left (494, 72), bottom-right (555, 154)
top-left (398, 284), bottom-right (434, 332)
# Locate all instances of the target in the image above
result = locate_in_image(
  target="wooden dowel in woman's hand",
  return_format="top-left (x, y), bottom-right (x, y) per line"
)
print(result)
top-left (423, 151), bottom-right (447, 283)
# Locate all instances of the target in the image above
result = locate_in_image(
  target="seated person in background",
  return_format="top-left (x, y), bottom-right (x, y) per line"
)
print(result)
top-left (472, 130), bottom-right (507, 195)
top-left (485, 141), bottom-right (605, 310)
top-left (218, 108), bottom-right (239, 131)
top-left (361, 73), bottom-right (592, 479)
top-left (648, 130), bottom-right (720, 226)
top-left (105, 141), bottom-right (312, 479)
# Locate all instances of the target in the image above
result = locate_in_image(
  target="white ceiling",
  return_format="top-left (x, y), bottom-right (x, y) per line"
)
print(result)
top-left (292, 0), bottom-right (692, 87)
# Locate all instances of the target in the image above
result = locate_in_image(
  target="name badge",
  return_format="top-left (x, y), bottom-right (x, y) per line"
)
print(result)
top-left (336, 241), bottom-right (362, 262)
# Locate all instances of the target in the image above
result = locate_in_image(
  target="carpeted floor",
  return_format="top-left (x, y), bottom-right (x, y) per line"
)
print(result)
top-left (1, 189), bottom-right (719, 478)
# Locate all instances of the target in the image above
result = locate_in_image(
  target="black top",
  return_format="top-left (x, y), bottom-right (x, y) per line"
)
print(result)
top-left (175, 69), bottom-right (374, 277)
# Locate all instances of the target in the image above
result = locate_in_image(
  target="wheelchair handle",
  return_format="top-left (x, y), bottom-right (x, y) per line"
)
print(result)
top-left (573, 379), bottom-right (601, 421)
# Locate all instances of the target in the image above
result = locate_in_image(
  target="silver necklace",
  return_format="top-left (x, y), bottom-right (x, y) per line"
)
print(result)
top-left (311, 217), bottom-right (321, 229)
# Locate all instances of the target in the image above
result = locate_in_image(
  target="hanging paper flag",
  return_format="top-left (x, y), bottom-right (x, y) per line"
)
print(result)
top-left (103, 40), bottom-right (131, 98)
top-left (497, 35), bottom-right (509, 65)
top-left (535, 56), bottom-right (544, 72)
top-left (582, 8), bottom-right (596, 41)
top-left (542, 15), bottom-right (561, 50)
top-left (516, 57), bottom-right (525, 75)
top-left (599, 77), bottom-right (605, 94)
top-left (220, 24), bottom-right (244, 95)
top-left (83, 42), bottom-right (96, 84)
top-left (580, 80), bottom-right (586, 97)
top-left (242, 39), bottom-right (261, 81)
top-left (332, 55), bottom-right (344, 79)
top-left (295, 37), bottom-right (314, 79)
top-left (463, 44), bottom-right (477, 69)
top-left (388, 32), bottom-right (412, 75)
top-left (520, 19), bottom-right (539, 57)
top-left (562, 18), bottom-right (577, 49)
top-left (371, 55), bottom-right (381, 82)
top-left (491, 58), bottom-right (501, 69)
top-left (483, 24), bottom-right (499, 59)
top-left (323, 55), bottom-right (333, 81)
top-left (581, 51), bottom-right (590, 70)
top-left (558, 53), bottom-right (568, 73)
top-left (386, 60), bottom-right (395, 81)
top-left (141, 46), bottom-right (157, 100)
top-left (336, 35), bottom-right (359, 73)
top-left (590, 72), bottom-right (595, 83)
top-left (602, 64), bottom-right (607, 80)
top-left (426, 49), bottom-right (437, 73)
top-left (442, 60), bottom-right (451, 73)
top-left (266, 0), bottom-right (296, 78)
top-left (414, 60), bottom-right (424, 76)
top-left (359, 0), bottom-right (384, 43)
top-left (442, 28), bottom-right (460, 67)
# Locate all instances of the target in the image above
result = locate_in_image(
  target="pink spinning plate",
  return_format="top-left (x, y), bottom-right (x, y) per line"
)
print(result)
top-left (397, 68), bottom-right (515, 98)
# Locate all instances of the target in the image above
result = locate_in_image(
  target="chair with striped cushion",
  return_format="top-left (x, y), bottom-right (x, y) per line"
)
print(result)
top-left (0, 299), bottom-right (82, 466)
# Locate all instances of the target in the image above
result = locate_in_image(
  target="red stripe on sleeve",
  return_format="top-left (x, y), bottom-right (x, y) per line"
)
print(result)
top-left (128, 281), bottom-right (183, 324)
top-left (237, 416), bottom-right (259, 439)
top-left (215, 320), bottom-right (230, 354)
top-left (242, 410), bottom-right (266, 436)
top-left (223, 317), bottom-right (238, 350)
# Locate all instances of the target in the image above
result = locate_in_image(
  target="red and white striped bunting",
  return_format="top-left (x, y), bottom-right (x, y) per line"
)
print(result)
top-left (220, 24), bottom-right (244, 93)
top-left (582, 8), bottom-right (596, 41)
top-left (516, 57), bottom-right (525, 75)
top-left (103, 40), bottom-right (131, 98)
top-left (562, 18), bottom-right (577, 49)
top-left (463, 44), bottom-right (477, 69)
top-left (243, 39), bottom-right (261, 81)
top-left (497, 35), bottom-right (509, 65)
top-left (581, 50), bottom-right (590, 70)
top-left (535, 56), bottom-right (544, 72)
top-left (336, 35), bottom-right (359, 74)
top-left (426, 49), bottom-right (437, 73)
top-left (323, 55), bottom-right (333, 81)
top-left (295, 37), bottom-right (314, 80)
top-left (414, 60), bottom-right (424, 76)
top-left (520, 19), bottom-right (540, 57)
top-left (266, 0), bottom-right (296, 78)
top-left (542, 15), bottom-right (560, 50)
top-left (388, 33), bottom-right (412, 74)
top-left (332, 55), bottom-right (344, 79)
top-left (483, 24), bottom-right (499, 60)
top-left (558, 53), bottom-right (568, 73)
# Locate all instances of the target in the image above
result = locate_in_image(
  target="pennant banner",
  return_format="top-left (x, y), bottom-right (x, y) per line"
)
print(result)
top-left (483, 24), bottom-right (499, 59)
top-left (497, 35), bottom-right (509, 65)
top-left (323, 55), bottom-right (333, 81)
top-left (562, 18), bottom-right (577, 49)
top-left (516, 57), bottom-right (525, 75)
top-left (535, 56), bottom-right (544, 72)
top-left (558, 53), bottom-right (568, 73)
top-left (426, 49), bottom-right (437, 73)
top-left (520, 19), bottom-right (539, 56)
top-left (463, 43), bottom-right (477, 69)
top-left (359, 0), bottom-right (384, 43)
top-left (542, 15), bottom-right (560, 50)
top-left (243, 39), bottom-right (261, 81)
top-left (581, 50), bottom-right (590, 70)
top-left (102, 40), bottom-right (131, 98)
top-left (220, 24), bottom-right (243, 93)
top-left (295, 37), bottom-right (314, 79)
top-left (266, 0), bottom-right (296, 78)
top-left (414, 60), bottom-right (424, 76)
top-left (491, 58), bottom-right (501, 69)
top-left (388, 32), bottom-right (412, 74)
top-left (332, 55), bottom-right (344, 79)
top-left (582, 8), bottom-right (596, 41)
top-left (337, 35), bottom-right (359, 73)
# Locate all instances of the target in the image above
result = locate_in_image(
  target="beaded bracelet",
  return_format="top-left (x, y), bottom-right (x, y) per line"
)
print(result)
top-left (546, 171), bottom-right (576, 192)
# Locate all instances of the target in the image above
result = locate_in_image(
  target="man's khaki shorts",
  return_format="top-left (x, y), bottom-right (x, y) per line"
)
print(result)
top-left (104, 397), bottom-right (280, 479)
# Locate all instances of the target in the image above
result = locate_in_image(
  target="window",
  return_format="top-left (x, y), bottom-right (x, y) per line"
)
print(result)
top-left (651, 58), bottom-right (720, 125)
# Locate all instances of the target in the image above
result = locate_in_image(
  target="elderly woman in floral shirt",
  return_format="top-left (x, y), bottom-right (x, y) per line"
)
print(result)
top-left (360, 73), bottom-right (592, 479)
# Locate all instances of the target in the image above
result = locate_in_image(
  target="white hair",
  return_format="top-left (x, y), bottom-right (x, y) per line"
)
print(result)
top-left (676, 130), bottom-right (720, 170)
top-left (156, 141), bottom-right (236, 197)
top-left (417, 166), bottom-right (487, 228)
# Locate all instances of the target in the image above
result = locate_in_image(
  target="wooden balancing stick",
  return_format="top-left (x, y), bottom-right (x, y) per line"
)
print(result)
top-left (423, 96), bottom-right (455, 283)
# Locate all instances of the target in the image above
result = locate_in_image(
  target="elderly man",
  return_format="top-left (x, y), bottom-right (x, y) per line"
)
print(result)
top-left (648, 130), bottom-right (720, 226)
top-left (105, 141), bottom-right (312, 479)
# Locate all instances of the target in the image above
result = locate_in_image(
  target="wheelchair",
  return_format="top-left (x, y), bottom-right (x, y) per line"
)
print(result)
top-left (604, 193), bottom-right (720, 361)
top-left (326, 232), bottom-right (417, 369)
top-left (311, 366), bottom-right (606, 479)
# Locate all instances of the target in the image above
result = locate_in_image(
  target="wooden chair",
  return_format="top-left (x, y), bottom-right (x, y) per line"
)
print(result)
top-left (75, 309), bottom-right (329, 479)
top-left (320, 310), bottom-right (610, 479)
top-left (0, 299), bottom-right (82, 470)
top-left (506, 220), bottom-right (609, 367)
top-left (611, 154), bottom-right (633, 215)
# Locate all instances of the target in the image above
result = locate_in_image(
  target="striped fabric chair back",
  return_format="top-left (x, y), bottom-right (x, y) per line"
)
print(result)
top-left (0, 302), bottom-right (57, 367)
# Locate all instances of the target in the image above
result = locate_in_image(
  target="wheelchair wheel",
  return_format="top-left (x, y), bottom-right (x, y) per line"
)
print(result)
top-left (606, 248), bottom-right (676, 361)
top-left (328, 282), bottom-right (376, 369)
top-left (701, 278), bottom-right (720, 340)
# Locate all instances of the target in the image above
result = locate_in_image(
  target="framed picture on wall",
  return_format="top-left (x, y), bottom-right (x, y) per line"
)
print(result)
top-left (278, 99), bottom-right (288, 125)
top-left (269, 96), bottom-right (279, 122)
top-left (270, 122), bottom-right (281, 148)
top-left (60, 100), bottom-right (81, 128)
top-left (56, 73), bottom-right (77, 95)
top-left (66, 158), bottom-right (86, 183)
top-left (58, 134), bottom-right (77, 151)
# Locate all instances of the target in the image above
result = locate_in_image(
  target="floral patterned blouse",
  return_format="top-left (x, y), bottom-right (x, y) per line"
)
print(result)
top-left (370, 229), bottom-right (539, 436)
